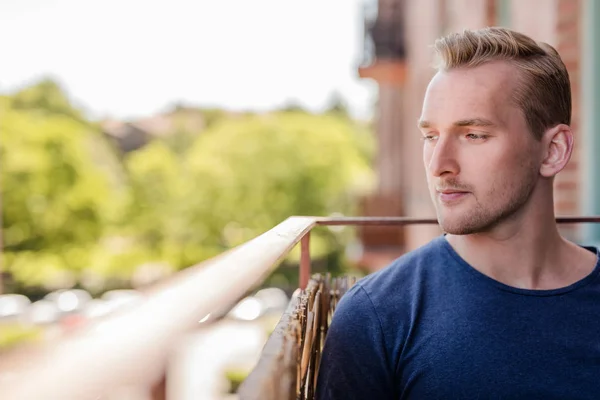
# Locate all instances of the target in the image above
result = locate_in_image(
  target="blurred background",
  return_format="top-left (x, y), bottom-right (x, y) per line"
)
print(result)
top-left (1, 0), bottom-right (599, 398)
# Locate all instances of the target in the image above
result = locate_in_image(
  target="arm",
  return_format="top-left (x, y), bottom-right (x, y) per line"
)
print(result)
top-left (315, 285), bottom-right (395, 399)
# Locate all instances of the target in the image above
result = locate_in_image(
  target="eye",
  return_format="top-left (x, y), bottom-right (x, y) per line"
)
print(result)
top-left (421, 133), bottom-right (438, 142)
top-left (465, 133), bottom-right (488, 141)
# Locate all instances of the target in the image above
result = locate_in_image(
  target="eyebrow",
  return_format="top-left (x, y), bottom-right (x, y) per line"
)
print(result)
top-left (417, 118), bottom-right (496, 129)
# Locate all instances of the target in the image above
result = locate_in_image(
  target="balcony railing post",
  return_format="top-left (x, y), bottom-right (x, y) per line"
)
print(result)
top-left (300, 233), bottom-right (311, 290)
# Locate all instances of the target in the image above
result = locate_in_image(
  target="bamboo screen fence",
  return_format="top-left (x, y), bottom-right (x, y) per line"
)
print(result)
top-left (239, 273), bottom-right (357, 400)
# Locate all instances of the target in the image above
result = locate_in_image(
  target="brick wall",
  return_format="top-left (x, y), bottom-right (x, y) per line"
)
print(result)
top-left (505, 0), bottom-right (582, 238)
top-left (510, 0), bottom-right (558, 45)
top-left (554, 0), bottom-right (582, 239)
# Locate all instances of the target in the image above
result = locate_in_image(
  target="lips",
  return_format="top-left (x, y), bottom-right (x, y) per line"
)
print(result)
top-left (437, 190), bottom-right (469, 203)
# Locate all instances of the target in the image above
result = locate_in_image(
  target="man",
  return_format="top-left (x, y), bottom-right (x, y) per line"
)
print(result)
top-left (315, 27), bottom-right (600, 399)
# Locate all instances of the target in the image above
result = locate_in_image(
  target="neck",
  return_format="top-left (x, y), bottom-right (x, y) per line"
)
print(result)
top-left (445, 190), bottom-right (596, 290)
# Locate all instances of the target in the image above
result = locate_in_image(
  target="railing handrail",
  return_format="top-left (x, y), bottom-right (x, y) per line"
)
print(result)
top-left (314, 215), bottom-right (600, 225)
top-left (1, 214), bottom-right (599, 399)
top-left (0, 216), bottom-right (317, 399)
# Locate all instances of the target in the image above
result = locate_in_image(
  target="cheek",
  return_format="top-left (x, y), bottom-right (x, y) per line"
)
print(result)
top-left (464, 150), bottom-right (493, 175)
top-left (462, 149), bottom-right (504, 193)
top-left (499, 144), bottom-right (538, 177)
top-left (471, 141), bottom-right (519, 173)
top-left (473, 147), bottom-right (534, 195)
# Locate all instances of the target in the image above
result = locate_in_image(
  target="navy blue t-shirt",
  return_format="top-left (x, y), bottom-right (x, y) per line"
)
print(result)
top-left (316, 236), bottom-right (600, 399)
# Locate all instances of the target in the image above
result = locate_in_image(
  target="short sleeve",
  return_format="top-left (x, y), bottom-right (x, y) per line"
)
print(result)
top-left (315, 284), bottom-right (395, 399)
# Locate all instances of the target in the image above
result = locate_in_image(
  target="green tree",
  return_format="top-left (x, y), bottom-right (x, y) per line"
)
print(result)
top-left (0, 87), bottom-right (126, 289)
top-left (116, 110), bottom-right (375, 285)
top-left (10, 78), bottom-right (85, 122)
top-left (184, 111), bottom-right (374, 263)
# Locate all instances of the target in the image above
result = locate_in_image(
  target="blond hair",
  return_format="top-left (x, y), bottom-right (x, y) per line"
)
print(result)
top-left (433, 27), bottom-right (571, 140)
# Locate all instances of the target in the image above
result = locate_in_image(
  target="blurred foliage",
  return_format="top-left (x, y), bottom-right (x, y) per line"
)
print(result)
top-left (1, 79), bottom-right (375, 295)
top-left (0, 324), bottom-right (43, 352)
top-left (225, 367), bottom-right (250, 394)
top-left (10, 78), bottom-right (86, 122)
top-left (0, 85), bottom-right (128, 288)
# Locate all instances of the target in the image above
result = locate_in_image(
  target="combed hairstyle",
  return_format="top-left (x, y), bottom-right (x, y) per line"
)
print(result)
top-left (433, 27), bottom-right (571, 140)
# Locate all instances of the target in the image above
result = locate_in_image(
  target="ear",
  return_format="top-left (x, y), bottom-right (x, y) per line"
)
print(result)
top-left (539, 124), bottom-right (574, 178)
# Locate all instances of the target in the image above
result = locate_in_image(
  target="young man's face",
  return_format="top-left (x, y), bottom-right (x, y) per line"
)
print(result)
top-left (419, 61), bottom-right (542, 234)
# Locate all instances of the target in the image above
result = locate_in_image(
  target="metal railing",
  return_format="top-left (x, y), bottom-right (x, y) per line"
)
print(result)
top-left (0, 215), bottom-right (598, 399)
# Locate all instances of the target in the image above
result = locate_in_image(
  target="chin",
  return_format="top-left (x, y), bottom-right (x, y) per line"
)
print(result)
top-left (439, 222), bottom-right (480, 235)
top-left (437, 211), bottom-right (492, 235)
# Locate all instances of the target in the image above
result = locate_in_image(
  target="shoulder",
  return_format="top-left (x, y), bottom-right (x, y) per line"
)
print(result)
top-left (333, 235), bottom-right (449, 327)
top-left (326, 236), bottom-right (450, 376)
top-left (355, 235), bottom-right (449, 303)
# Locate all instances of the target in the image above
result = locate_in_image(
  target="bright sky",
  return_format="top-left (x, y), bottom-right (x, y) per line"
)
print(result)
top-left (0, 0), bottom-right (377, 121)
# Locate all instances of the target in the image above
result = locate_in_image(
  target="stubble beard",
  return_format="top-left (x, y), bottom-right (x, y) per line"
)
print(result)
top-left (434, 173), bottom-right (538, 235)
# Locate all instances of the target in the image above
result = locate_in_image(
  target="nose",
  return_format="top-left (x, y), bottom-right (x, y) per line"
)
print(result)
top-left (425, 136), bottom-right (460, 177)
